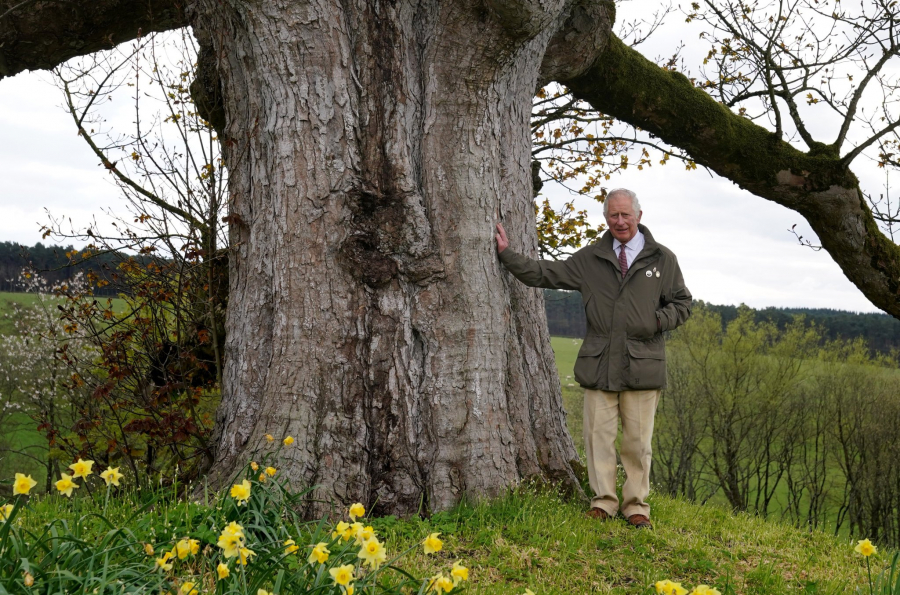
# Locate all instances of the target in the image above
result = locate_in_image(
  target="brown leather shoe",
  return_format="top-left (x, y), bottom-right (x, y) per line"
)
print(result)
top-left (586, 507), bottom-right (612, 521)
top-left (627, 514), bottom-right (652, 529)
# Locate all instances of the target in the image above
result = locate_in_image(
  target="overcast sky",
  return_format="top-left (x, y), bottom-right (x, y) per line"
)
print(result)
top-left (0, 2), bottom-right (892, 313)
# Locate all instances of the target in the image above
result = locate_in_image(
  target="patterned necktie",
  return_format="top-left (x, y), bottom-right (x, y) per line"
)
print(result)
top-left (618, 244), bottom-right (628, 278)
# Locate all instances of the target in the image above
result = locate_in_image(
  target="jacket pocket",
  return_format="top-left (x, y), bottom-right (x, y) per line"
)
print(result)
top-left (626, 338), bottom-right (666, 389)
top-left (574, 335), bottom-right (609, 388)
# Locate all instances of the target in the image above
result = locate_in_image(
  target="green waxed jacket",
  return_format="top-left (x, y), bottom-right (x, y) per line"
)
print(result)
top-left (499, 224), bottom-right (692, 391)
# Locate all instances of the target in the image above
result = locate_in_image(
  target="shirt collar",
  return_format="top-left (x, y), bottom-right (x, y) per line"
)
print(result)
top-left (612, 230), bottom-right (644, 253)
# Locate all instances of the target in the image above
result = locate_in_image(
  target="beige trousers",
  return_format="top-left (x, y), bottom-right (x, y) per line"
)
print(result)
top-left (583, 388), bottom-right (660, 518)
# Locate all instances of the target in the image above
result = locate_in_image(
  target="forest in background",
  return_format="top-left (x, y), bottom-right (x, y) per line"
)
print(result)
top-left (0, 241), bottom-right (124, 295)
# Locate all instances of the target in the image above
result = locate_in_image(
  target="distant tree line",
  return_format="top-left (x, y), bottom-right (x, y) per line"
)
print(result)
top-left (0, 242), bottom-right (127, 296)
top-left (544, 289), bottom-right (900, 355)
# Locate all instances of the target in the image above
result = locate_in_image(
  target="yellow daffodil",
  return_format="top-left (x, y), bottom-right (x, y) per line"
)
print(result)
top-left (265, 466), bottom-right (277, 477)
top-left (259, 472), bottom-right (267, 483)
top-left (354, 525), bottom-right (376, 545)
top-left (0, 504), bottom-right (14, 521)
top-left (428, 573), bottom-right (454, 593)
top-left (283, 436), bottom-right (294, 446)
top-left (349, 502), bottom-right (365, 521)
top-left (68, 458), bottom-right (94, 480)
top-left (218, 533), bottom-right (244, 558)
top-left (257, 590), bottom-right (273, 595)
top-left (55, 473), bottom-right (79, 498)
top-left (308, 542), bottom-right (330, 564)
top-left (524, 590), bottom-right (536, 595)
top-left (690, 587), bottom-right (722, 595)
top-left (329, 564), bottom-right (354, 586)
top-left (855, 539), bottom-right (877, 557)
top-left (451, 560), bottom-right (469, 585)
top-left (217, 562), bottom-right (230, 579)
top-left (223, 521), bottom-right (244, 537)
top-left (348, 522), bottom-right (364, 539)
top-left (237, 547), bottom-right (255, 566)
top-left (180, 581), bottom-right (198, 595)
top-left (218, 531), bottom-right (242, 557)
top-left (23, 572), bottom-right (34, 587)
top-left (144, 543), bottom-right (155, 556)
top-left (230, 479), bottom-right (251, 505)
top-left (283, 538), bottom-right (299, 554)
top-left (99, 467), bottom-right (124, 487)
top-left (250, 461), bottom-right (259, 471)
top-left (423, 532), bottom-right (443, 554)
top-left (332, 521), bottom-right (353, 541)
top-left (13, 473), bottom-right (37, 495)
top-left (344, 586), bottom-right (354, 595)
top-left (155, 550), bottom-right (174, 571)
top-left (655, 580), bottom-right (688, 595)
top-left (217, 522), bottom-right (245, 558)
top-left (357, 536), bottom-right (387, 569)
top-left (265, 433), bottom-right (275, 443)
top-left (175, 538), bottom-right (200, 559)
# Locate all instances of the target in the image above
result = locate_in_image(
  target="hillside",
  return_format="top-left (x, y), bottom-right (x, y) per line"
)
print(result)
top-left (8, 465), bottom-right (882, 594)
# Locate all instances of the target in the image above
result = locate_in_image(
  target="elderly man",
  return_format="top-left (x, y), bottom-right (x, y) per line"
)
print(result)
top-left (495, 188), bottom-right (691, 528)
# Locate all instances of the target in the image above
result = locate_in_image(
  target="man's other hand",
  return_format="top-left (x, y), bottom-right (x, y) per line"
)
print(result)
top-left (495, 223), bottom-right (509, 253)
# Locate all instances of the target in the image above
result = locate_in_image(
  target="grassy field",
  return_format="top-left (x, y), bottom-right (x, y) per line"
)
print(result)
top-left (0, 291), bottom-right (128, 484)
top-left (0, 290), bottom-right (48, 335)
top-left (551, 337), bottom-right (585, 459)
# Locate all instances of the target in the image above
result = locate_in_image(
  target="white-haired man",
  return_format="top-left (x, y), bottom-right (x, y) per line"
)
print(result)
top-left (495, 188), bottom-right (692, 528)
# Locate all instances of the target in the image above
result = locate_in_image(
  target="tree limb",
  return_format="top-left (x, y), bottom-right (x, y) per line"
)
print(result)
top-left (0, 0), bottom-right (187, 80)
top-left (565, 34), bottom-right (900, 318)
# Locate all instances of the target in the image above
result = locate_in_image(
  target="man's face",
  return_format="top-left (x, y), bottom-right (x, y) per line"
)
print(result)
top-left (605, 195), bottom-right (641, 243)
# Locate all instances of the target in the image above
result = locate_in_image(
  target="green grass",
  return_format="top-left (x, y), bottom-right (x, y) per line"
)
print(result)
top-left (0, 291), bottom-right (47, 335)
top-left (551, 337), bottom-right (585, 459)
top-left (9, 477), bottom-right (877, 594)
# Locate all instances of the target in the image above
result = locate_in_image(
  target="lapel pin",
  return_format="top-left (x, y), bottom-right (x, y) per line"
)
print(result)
top-left (656, 271), bottom-right (660, 277)
top-left (645, 270), bottom-right (653, 277)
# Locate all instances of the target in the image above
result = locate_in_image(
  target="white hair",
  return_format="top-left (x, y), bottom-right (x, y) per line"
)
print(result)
top-left (603, 188), bottom-right (641, 217)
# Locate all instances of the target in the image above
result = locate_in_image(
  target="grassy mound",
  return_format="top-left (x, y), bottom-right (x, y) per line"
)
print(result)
top-left (5, 477), bottom-right (883, 594)
top-left (372, 487), bottom-right (875, 594)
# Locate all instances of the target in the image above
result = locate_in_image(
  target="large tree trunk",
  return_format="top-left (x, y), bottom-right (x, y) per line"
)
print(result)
top-left (188, 0), bottom-right (608, 515)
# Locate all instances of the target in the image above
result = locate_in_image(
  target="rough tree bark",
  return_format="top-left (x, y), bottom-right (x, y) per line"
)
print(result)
top-left (4, 0), bottom-right (900, 514)
top-left (188, 0), bottom-right (612, 515)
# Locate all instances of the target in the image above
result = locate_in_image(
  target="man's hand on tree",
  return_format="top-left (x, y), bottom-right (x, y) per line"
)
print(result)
top-left (495, 223), bottom-right (509, 253)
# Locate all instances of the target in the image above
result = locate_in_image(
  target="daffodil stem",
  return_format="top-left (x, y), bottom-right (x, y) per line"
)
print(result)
top-left (103, 484), bottom-right (110, 515)
top-left (73, 495), bottom-right (80, 539)
top-left (867, 557), bottom-right (874, 595)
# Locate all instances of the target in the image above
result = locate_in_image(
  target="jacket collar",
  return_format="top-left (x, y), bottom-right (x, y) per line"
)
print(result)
top-left (594, 223), bottom-right (660, 267)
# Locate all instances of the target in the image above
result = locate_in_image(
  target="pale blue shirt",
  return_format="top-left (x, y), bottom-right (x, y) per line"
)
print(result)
top-left (612, 230), bottom-right (645, 269)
